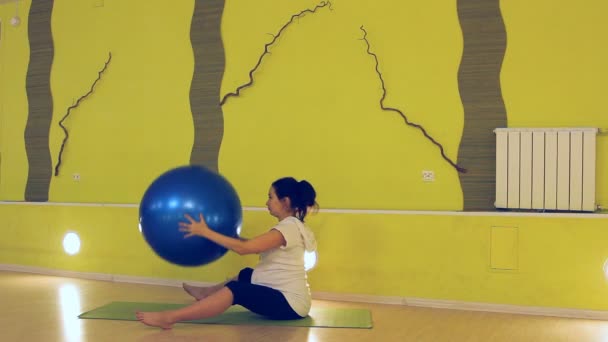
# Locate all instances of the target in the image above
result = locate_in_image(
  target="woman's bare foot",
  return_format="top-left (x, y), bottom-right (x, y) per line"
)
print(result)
top-left (182, 283), bottom-right (215, 300)
top-left (136, 311), bottom-right (175, 330)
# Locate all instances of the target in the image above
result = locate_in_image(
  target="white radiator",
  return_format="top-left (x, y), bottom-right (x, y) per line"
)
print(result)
top-left (494, 128), bottom-right (598, 212)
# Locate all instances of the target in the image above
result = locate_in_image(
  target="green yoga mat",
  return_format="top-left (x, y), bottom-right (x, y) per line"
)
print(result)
top-left (79, 301), bottom-right (372, 329)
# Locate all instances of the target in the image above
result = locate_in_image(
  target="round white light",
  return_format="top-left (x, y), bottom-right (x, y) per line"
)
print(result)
top-left (604, 259), bottom-right (608, 280)
top-left (63, 232), bottom-right (81, 255)
top-left (10, 16), bottom-right (21, 27)
top-left (304, 250), bottom-right (317, 271)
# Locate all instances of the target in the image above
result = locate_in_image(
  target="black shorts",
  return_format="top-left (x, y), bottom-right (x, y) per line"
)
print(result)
top-left (225, 267), bottom-right (304, 320)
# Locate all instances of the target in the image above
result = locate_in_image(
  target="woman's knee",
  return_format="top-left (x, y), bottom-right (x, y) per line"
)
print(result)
top-left (237, 267), bottom-right (254, 283)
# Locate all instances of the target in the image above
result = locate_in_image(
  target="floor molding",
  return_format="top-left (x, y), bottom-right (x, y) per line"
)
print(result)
top-left (2, 263), bottom-right (607, 320)
top-left (313, 292), bottom-right (608, 321)
top-left (0, 264), bottom-right (213, 288)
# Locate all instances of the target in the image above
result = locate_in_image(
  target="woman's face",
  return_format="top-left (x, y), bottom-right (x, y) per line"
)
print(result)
top-left (266, 186), bottom-right (291, 219)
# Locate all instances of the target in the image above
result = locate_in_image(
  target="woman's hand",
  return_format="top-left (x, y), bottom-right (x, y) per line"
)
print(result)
top-left (178, 213), bottom-right (211, 238)
top-left (177, 214), bottom-right (285, 255)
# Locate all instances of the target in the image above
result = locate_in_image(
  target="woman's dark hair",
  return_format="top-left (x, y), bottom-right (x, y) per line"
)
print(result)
top-left (272, 177), bottom-right (318, 222)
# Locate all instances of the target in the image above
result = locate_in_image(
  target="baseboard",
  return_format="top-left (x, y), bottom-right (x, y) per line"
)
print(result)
top-left (402, 297), bottom-right (608, 320)
top-left (111, 274), bottom-right (214, 288)
top-left (0, 263), bottom-right (113, 282)
top-left (0, 263), bottom-right (214, 288)
top-left (313, 291), bottom-right (404, 305)
top-left (2, 263), bottom-right (607, 320)
top-left (313, 292), bottom-right (608, 320)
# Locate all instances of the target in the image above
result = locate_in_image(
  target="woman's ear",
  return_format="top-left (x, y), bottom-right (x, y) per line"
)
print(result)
top-left (280, 196), bottom-right (292, 210)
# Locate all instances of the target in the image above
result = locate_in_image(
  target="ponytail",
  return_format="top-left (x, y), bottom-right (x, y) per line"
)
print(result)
top-left (272, 177), bottom-right (318, 222)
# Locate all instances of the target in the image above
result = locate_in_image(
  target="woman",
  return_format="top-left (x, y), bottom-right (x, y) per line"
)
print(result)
top-left (136, 177), bottom-right (318, 329)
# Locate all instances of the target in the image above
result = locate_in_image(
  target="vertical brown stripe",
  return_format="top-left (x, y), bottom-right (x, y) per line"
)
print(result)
top-left (24, 0), bottom-right (54, 202)
top-left (457, 0), bottom-right (507, 210)
top-left (189, 0), bottom-right (225, 171)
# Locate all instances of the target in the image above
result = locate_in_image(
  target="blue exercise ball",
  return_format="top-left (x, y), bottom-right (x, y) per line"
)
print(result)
top-left (139, 165), bottom-right (242, 266)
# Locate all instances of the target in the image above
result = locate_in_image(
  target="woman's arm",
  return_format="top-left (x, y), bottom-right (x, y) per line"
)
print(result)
top-left (179, 214), bottom-right (285, 255)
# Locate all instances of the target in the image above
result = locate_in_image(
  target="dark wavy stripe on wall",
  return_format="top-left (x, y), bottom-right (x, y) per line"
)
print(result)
top-left (456, 0), bottom-right (507, 211)
top-left (189, 0), bottom-right (226, 171)
top-left (24, 0), bottom-right (54, 202)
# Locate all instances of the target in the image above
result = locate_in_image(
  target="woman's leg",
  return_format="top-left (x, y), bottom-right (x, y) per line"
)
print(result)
top-left (226, 281), bottom-right (302, 320)
top-left (182, 276), bottom-right (236, 300)
top-left (136, 287), bottom-right (234, 329)
top-left (182, 268), bottom-right (252, 300)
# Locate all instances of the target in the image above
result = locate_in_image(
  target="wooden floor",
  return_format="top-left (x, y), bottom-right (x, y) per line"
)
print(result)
top-left (2, 271), bottom-right (608, 342)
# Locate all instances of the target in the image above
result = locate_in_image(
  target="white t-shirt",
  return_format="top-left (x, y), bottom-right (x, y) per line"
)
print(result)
top-left (251, 216), bottom-right (317, 317)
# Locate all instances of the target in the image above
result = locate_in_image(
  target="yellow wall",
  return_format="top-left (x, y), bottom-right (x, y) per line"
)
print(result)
top-left (0, 204), bottom-right (254, 281)
top-left (1, 0), bottom-right (608, 312)
top-left (220, 0), bottom-right (464, 210)
top-left (0, 0), bottom-right (31, 200)
top-left (1, 204), bottom-right (607, 310)
top-left (47, 0), bottom-right (195, 203)
top-left (1, 0), bottom-right (465, 209)
top-left (309, 212), bottom-right (608, 310)
top-left (2, 1), bottom-right (606, 207)
top-left (501, 0), bottom-right (608, 206)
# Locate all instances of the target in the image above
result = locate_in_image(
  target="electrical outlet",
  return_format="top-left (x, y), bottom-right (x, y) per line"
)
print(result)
top-left (422, 170), bottom-right (435, 182)
top-left (72, 173), bottom-right (81, 181)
